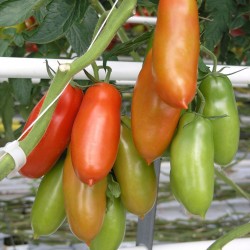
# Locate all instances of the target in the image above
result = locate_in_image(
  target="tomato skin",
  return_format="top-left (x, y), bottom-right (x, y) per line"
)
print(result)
top-left (90, 197), bottom-right (126, 250)
top-left (170, 112), bottom-right (214, 218)
top-left (31, 156), bottom-right (66, 238)
top-left (198, 73), bottom-right (240, 165)
top-left (152, 0), bottom-right (200, 109)
top-left (25, 42), bottom-right (39, 53)
top-left (19, 84), bottom-right (83, 178)
top-left (71, 82), bottom-right (121, 186)
top-left (131, 49), bottom-right (181, 164)
top-left (113, 116), bottom-right (157, 218)
top-left (25, 16), bottom-right (37, 31)
top-left (63, 148), bottom-right (107, 245)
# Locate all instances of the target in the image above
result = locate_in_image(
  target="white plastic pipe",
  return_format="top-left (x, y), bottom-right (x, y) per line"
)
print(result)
top-left (119, 246), bottom-right (147, 250)
top-left (151, 238), bottom-right (250, 250)
top-left (0, 57), bottom-right (250, 86)
top-left (0, 57), bottom-right (141, 82)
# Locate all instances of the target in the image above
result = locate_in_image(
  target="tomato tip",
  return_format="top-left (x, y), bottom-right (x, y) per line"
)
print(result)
top-left (33, 233), bottom-right (40, 240)
top-left (85, 240), bottom-right (91, 246)
top-left (146, 159), bottom-right (152, 165)
top-left (181, 101), bottom-right (189, 110)
top-left (87, 178), bottom-right (94, 186)
top-left (139, 214), bottom-right (145, 220)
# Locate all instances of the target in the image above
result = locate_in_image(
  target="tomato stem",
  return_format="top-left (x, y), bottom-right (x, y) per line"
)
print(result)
top-left (104, 66), bottom-right (112, 82)
top-left (92, 62), bottom-right (100, 81)
top-left (196, 89), bottom-right (205, 114)
top-left (0, 0), bottom-right (137, 180)
top-left (215, 167), bottom-right (250, 200)
top-left (200, 45), bottom-right (217, 73)
top-left (207, 221), bottom-right (250, 250)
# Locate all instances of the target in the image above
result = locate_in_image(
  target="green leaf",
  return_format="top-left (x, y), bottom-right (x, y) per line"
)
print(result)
top-left (137, 0), bottom-right (158, 6)
top-left (13, 34), bottom-right (25, 47)
top-left (236, 0), bottom-right (247, 4)
top-left (0, 28), bottom-right (24, 47)
top-left (106, 173), bottom-right (121, 211)
top-left (238, 3), bottom-right (250, 15)
top-left (66, 6), bottom-right (98, 56)
top-left (9, 79), bottom-right (33, 106)
top-left (0, 39), bottom-right (10, 56)
top-left (27, 0), bottom-right (88, 44)
top-left (107, 174), bottom-right (121, 199)
top-left (203, 0), bottom-right (236, 50)
top-left (0, 0), bottom-right (48, 26)
top-left (0, 82), bottom-right (15, 141)
top-left (103, 29), bottom-right (153, 67)
top-left (230, 15), bottom-right (246, 29)
top-left (218, 33), bottom-right (231, 64)
top-left (198, 56), bottom-right (211, 79)
top-left (197, 0), bottom-right (203, 8)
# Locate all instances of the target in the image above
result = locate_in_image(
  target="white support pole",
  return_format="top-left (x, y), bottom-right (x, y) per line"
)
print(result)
top-left (0, 57), bottom-right (250, 86)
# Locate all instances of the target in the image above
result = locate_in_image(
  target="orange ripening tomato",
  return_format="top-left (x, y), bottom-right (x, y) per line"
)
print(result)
top-left (131, 49), bottom-right (181, 164)
top-left (152, 0), bottom-right (200, 109)
top-left (19, 84), bottom-right (83, 178)
top-left (63, 148), bottom-right (107, 245)
top-left (71, 82), bottom-right (121, 186)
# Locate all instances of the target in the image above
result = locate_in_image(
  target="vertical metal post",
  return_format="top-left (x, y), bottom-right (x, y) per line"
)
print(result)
top-left (136, 158), bottom-right (161, 250)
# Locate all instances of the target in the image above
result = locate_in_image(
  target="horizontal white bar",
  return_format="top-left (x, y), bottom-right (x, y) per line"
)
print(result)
top-left (151, 238), bottom-right (250, 250)
top-left (119, 246), bottom-right (147, 250)
top-left (0, 57), bottom-right (249, 86)
top-left (0, 57), bottom-right (141, 81)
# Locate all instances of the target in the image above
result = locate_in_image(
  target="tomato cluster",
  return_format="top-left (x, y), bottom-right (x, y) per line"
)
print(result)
top-left (131, 0), bottom-right (240, 219)
top-left (20, 0), bottom-right (240, 247)
top-left (22, 81), bottom-right (156, 247)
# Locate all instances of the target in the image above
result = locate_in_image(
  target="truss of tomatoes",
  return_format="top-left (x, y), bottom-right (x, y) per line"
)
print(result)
top-left (21, 0), bottom-right (240, 247)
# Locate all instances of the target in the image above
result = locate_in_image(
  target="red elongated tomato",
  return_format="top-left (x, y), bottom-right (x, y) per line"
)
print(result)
top-left (19, 84), bottom-right (83, 178)
top-left (131, 50), bottom-right (181, 164)
top-left (71, 82), bottom-right (121, 186)
top-left (152, 0), bottom-right (200, 109)
top-left (63, 148), bottom-right (107, 245)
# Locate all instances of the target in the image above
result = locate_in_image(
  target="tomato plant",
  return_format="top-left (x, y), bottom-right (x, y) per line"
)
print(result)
top-left (152, 0), bottom-right (200, 109)
top-left (63, 148), bottom-right (107, 245)
top-left (170, 112), bottom-right (214, 218)
top-left (19, 84), bottom-right (83, 178)
top-left (131, 49), bottom-right (181, 164)
top-left (71, 82), bottom-right (121, 186)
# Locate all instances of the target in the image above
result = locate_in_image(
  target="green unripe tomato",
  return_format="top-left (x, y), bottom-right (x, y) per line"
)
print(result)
top-left (198, 73), bottom-right (240, 165)
top-left (113, 116), bottom-right (157, 218)
top-left (170, 112), bottom-right (214, 218)
top-left (90, 197), bottom-right (126, 250)
top-left (31, 156), bottom-right (66, 238)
